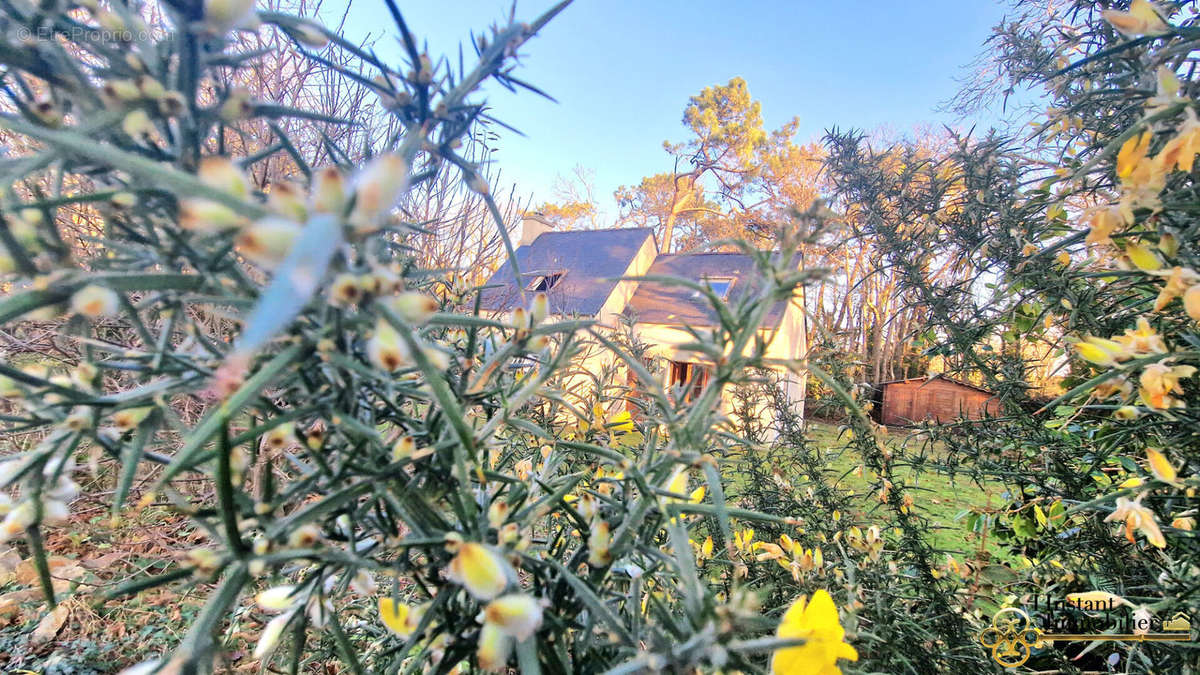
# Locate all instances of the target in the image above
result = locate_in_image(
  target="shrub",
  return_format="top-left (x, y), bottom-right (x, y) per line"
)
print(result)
top-left (0, 3), bottom-right (858, 673)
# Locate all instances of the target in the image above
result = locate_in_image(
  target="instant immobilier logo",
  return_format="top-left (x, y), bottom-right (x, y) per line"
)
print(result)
top-left (977, 595), bottom-right (1191, 668)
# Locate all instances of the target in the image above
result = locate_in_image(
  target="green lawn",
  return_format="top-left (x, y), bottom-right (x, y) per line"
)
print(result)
top-left (800, 421), bottom-right (1004, 556)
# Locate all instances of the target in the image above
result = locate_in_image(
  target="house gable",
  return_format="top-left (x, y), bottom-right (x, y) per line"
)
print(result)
top-left (626, 252), bottom-right (795, 329)
top-left (478, 227), bottom-right (656, 318)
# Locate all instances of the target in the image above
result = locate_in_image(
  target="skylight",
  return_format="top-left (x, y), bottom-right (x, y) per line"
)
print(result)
top-left (703, 276), bottom-right (734, 299)
top-left (527, 272), bottom-right (564, 292)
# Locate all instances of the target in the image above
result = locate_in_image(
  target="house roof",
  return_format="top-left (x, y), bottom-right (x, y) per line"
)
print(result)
top-left (874, 375), bottom-right (993, 394)
top-left (479, 227), bottom-right (655, 316)
top-left (626, 252), bottom-right (794, 328)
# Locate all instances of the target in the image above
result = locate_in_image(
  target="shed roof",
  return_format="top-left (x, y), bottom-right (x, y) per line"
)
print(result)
top-left (875, 375), bottom-right (993, 395)
top-left (478, 227), bottom-right (655, 317)
top-left (626, 252), bottom-right (793, 328)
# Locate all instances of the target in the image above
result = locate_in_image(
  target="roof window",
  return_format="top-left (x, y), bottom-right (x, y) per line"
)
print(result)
top-left (526, 272), bottom-right (565, 292)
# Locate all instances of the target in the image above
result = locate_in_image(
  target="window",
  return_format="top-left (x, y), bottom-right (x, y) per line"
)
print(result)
top-left (668, 360), bottom-right (710, 403)
top-left (526, 272), bottom-right (564, 292)
top-left (702, 276), bottom-right (734, 299)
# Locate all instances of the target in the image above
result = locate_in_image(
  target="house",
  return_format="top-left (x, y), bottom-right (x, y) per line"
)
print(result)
top-left (479, 216), bottom-right (809, 424)
top-left (870, 375), bottom-right (996, 426)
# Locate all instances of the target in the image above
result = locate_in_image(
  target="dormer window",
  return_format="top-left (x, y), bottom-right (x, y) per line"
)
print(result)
top-left (527, 272), bottom-right (564, 292)
top-left (703, 276), bottom-right (734, 299)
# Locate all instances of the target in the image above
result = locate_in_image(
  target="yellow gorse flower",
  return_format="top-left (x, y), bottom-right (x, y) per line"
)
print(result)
top-left (447, 542), bottom-right (510, 600)
top-left (1125, 241), bottom-right (1162, 271)
top-left (1113, 317), bottom-right (1169, 356)
top-left (483, 593), bottom-right (543, 641)
top-left (1102, 0), bottom-right (1168, 37)
top-left (771, 589), bottom-right (858, 675)
top-left (477, 621), bottom-right (511, 672)
top-left (378, 597), bottom-right (425, 637)
top-left (71, 284), bottom-right (121, 318)
top-left (1104, 496), bottom-right (1166, 548)
top-left (1138, 362), bottom-right (1195, 409)
top-left (366, 318), bottom-right (411, 372)
top-left (1084, 207), bottom-right (1122, 247)
top-left (1067, 590), bottom-right (1131, 609)
top-left (1116, 130), bottom-right (1153, 180)
top-left (1145, 447), bottom-right (1182, 487)
top-left (1151, 266), bottom-right (1199, 311)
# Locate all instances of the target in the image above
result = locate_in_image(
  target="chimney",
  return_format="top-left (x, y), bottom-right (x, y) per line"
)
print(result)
top-left (518, 213), bottom-right (553, 247)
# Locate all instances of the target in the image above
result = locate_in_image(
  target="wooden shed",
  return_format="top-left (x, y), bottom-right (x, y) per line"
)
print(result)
top-left (871, 376), bottom-right (996, 426)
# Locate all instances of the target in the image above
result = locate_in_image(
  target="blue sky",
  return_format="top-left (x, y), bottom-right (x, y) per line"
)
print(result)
top-left (340, 1), bottom-right (1015, 222)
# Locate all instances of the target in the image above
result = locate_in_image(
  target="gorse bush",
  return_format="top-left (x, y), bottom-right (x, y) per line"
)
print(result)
top-left (821, 0), bottom-right (1200, 671)
top-left (0, 1), bottom-right (863, 673)
top-left (3, 0), bottom-right (1199, 673)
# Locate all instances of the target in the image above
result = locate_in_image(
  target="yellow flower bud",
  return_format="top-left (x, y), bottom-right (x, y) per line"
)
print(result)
top-left (159, 91), bottom-right (187, 117)
top-left (1146, 447), bottom-right (1181, 486)
top-left (103, 78), bottom-right (142, 102)
top-left (121, 109), bottom-right (155, 138)
top-left (329, 273), bottom-right (364, 306)
top-left (255, 586), bottom-right (297, 612)
top-left (179, 199), bottom-right (246, 232)
top-left (264, 423), bottom-right (295, 451)
top-left (587, 520), bottom-right (612, 568)
top-left (198, 156), bottom-right (250, 199)
top-left (530, 292), bottom-right (548, 324)
top-left (236, 218), bottom-right (300, 269)
top-left (488, 501), bottom-right (510, 528)
top-left (254, 612), bottom-right (291, 660)
top-left (267, 182), bottom-right (307, 222)
top-left (310, 166), bottom-right (346, 214)
top-left (71, 284), bottom-right (120, 318)
top-left (136, 75), bottom-right (166, 100)
top-left (1067, 590), bottom-right (1130, 609)
top-left (392, 436), bottom-right (415, 461)
top-left (446, 542), bottom-right (509, 600)
top-left (379, 597), bottom-right (425, 637)
top-left (187, 547), bottom-right (221, 571)
top-left (476, 621), bottom-right (512, 672)
top-left (1074, 341), bottom-right (1118, 368)
top-left (1158, 232), bottom-right (1179, 257)
top-left (367, 319), bottom-right (411, 372)
top-left (349, 154), bottom-right (410, 233)
top-left (112, 406), bottom-right (154, 431)
top-left (287, 524), bottom-right (322, 549)
top-left (387, 291), bottom-right (439, 324)
top-left (1184, 284), bottom-right (1200, 321)
top-left (110, 192), bottom-right (137, 209)
top-left (1119, 476), bottom-right (1144, 489)
top-left (1102, 0), bottom-right (1167, 37)
top-left (484, 594), bottom-right (543, 640)
top-left (1125, 241), bottom-right (1162, 272)
top-left (31, 99), bottom-right (63, 127)
top-left (0, 500), bottom-right (36, 543)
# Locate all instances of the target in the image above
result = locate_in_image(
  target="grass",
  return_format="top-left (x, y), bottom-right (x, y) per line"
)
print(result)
top-left (800, 421), bottom-right (1005, 556)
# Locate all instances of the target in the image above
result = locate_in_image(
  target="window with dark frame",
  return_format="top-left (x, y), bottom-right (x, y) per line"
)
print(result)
top-left (702, 276), bottom-right (734, 299)
top-left (668, 360), bottom-right (710, 403)
top-left (526, 272), bottom-right (564, 292)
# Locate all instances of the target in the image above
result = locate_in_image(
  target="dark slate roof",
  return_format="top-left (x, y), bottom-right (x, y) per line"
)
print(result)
top-left (627, 252), bottom-right (794, 328)
top-left (479, 227), bottom-right (655, 316)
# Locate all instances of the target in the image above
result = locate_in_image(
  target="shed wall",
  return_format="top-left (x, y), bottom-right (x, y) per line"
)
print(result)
top-left (879, 379), bottom-right (996, 426)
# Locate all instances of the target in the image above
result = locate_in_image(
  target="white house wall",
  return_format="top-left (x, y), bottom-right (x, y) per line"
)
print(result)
top-left (597, 233), bottom-right (659, 328)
